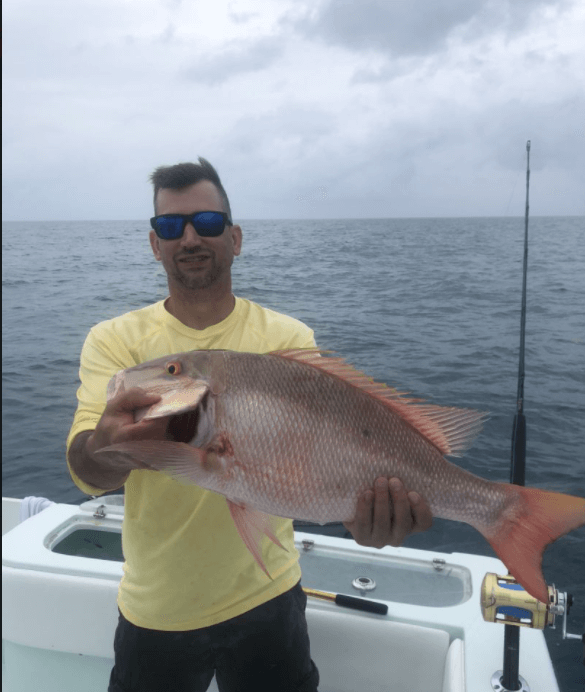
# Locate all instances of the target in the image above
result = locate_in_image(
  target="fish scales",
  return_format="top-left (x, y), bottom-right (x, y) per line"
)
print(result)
top-left (101, 348), bottom-right (585, 600)
top-left (215, 351), bottom-right (508, 528)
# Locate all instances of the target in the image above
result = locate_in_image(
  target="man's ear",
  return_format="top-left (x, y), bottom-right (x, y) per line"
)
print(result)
top-left (149, 230), bottom-right (162, 261)
top-left (231, 225), bottom-right (243, 257)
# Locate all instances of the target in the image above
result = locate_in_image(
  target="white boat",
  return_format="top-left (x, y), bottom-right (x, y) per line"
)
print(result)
top-left (2, 494), bottom-right (566, 692)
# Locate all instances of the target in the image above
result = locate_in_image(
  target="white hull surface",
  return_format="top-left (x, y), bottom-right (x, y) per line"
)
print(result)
top-left (2, 496), bottom-right (560, 692)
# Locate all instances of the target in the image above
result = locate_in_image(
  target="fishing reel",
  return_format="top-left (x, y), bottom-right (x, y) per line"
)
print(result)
top-left (481, 573), bottom-right (582, 642)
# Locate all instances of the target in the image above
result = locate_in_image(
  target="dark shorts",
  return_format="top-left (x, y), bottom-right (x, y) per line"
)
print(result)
top-left (108, 581), bottom-right (319, 692)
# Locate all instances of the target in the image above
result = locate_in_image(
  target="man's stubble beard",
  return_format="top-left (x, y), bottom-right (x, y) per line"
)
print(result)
top-left (173, 256), bottom-right (226, 291)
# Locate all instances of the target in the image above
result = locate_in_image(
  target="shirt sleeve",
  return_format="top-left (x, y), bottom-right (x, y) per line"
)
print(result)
top-left (284, 325), bottom-right (317, 350)
top-left (66, 323), bottom-right (137, 496)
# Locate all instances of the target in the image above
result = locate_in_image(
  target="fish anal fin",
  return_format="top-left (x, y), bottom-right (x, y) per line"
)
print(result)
top-left (269, 349), bottom-right (486, 456)
top-left (226, 500), bottom-right (287, 579)
top-left (483, 486), bottom-right (585, 602)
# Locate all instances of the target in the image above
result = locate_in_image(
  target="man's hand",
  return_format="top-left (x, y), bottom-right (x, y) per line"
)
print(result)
top-left (343, 477), bottom-right (433, 548)
top-left (69, 388), bottom-right (166, 490)
top-left (86, 388), bottom-right (167, 464)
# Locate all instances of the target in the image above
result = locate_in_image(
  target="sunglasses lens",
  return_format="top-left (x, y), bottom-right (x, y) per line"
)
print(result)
top-left (154, 216), bottom-right (184, 239)
top-left (194, 212), bottom-right (225, 237)
top-left (152, 212), bottom-right (227, 239)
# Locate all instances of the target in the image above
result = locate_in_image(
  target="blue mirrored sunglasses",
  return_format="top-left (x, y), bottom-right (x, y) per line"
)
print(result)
top-left (150, 211), bottom-right (232, 240)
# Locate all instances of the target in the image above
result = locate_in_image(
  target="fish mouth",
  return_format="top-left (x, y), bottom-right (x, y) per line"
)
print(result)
top-left (165, 409), bottom-right (200, 443)
top-left (163, 390), bottom-right (214, 446)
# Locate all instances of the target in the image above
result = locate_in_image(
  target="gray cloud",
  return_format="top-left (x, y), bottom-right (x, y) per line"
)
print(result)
top-left (219, 78), bottom-right (585, 220)
top-left (181, 37), bottom-right (284, 84)
top-left (229, 10), bottom-right (260, 25)
top-left (290, 0), bottom-right (568, 58)
top-left (2, 0), bottom-right (582, 220)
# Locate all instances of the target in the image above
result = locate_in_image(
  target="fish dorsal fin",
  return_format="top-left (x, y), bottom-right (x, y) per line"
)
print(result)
top-left (270, 349), bottom-right (487, 457)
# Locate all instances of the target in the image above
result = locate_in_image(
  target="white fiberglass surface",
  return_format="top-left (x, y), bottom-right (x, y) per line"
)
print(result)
top-left (298, 544), bottom-right (472, 607)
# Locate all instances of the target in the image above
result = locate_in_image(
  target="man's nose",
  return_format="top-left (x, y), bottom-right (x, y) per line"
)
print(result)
top-left (180, 223), bottom-right (201, 247)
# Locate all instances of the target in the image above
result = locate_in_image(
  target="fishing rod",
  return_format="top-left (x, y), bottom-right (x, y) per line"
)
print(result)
top-left (473, 141), bottom-right (533, 692)
top-left (509, 140), bottom-right (531, 489)
top-left (481, 142), bottom-right (582, 691)
top-left (500, 140), bottom-right (531, 692)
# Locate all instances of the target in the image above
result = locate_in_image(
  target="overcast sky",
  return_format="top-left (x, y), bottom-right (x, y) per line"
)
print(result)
top-left (3, 0), bottom-right (584, 220)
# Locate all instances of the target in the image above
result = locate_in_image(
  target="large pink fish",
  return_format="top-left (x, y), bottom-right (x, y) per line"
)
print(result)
top-left (101, 349), bottom-right (585, 602)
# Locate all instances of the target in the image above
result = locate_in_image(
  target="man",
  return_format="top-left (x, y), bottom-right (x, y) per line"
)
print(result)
top-left (67, 158), bottom-right (433, 692)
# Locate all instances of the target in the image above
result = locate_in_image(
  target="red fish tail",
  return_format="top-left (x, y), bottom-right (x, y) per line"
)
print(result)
top-left (482, 486), bottom-right (585, 602)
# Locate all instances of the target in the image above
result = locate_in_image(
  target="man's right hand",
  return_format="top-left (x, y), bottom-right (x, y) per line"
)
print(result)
top-left (86, 388), bottom-right (167, 463)
top-left (69, 388), bottom-right (166, 490)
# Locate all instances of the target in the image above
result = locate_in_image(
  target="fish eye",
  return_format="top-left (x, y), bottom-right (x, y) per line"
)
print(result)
top-left (166, 361), bottom-right (181, 376)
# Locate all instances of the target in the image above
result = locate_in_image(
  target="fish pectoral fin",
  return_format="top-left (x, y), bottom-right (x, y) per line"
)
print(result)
top-left (96, 441), bottom-right (207, 484)
top-left (226, 500), bottom-right (287, 579)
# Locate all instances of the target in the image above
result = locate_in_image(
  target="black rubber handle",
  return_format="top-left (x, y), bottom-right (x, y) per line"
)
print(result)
top-left (335, 594), bottom-right (388, 615)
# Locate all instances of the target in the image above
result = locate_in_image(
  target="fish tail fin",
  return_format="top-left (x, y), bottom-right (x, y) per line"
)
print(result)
top-left (482, 486), bottom-right (585, 602)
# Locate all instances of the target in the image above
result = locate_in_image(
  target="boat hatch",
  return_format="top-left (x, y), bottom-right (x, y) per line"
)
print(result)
top-left (298, 541), bottom-right (472, 607)
top-left (47, 520), bottom-right (473, 607)
top-left (51, 527), bottom-right (124, 562)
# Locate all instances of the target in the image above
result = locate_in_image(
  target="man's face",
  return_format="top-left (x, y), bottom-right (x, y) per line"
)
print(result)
top-left (150, 181), bottom-right (242, 292)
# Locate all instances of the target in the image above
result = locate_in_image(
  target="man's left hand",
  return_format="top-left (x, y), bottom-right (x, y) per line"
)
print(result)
top-left (343, 477), bottom-right (433, 548)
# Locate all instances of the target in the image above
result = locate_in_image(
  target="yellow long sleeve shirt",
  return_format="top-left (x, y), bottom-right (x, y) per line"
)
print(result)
top-left (66, 297), bottom-right (315, 631)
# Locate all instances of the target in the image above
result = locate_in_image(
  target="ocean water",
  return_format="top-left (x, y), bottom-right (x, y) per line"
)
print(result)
top-left (2, 216), bottom-right (585, 690)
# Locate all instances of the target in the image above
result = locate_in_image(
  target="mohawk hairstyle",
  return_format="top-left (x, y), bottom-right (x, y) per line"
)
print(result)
top-left (150, 157), bottom-right (232, 219)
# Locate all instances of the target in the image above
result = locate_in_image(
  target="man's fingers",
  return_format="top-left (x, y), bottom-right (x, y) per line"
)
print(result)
top-left (370, 478), bottom-right (392, 548)
top-left (387, 478), bottom-right (412, 547)
top-left (343, 490), bottom-right (374, 540)
top-left (108, 387), bottom-right (162, 413)
top-left (90, 388), bottom-right (166, 452)
top-left (408, 491), bottom-right (433, 533)
top-left (130, 415), bottom-right (170, 441)
top-left (345, 477), bottom-right (434, 549)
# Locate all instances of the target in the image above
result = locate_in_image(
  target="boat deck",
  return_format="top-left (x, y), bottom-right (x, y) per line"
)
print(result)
top-left (2, 496), bottom-right (560, 692)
